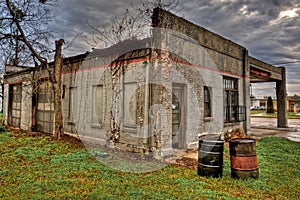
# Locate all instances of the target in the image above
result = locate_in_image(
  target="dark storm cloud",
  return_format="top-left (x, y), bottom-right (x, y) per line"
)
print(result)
top-left (52, 0), bottom-right (131, 28)
top-left (49, 0), bottom-right (300, 96)
top-left (49, 0), bottom-right (138, 53)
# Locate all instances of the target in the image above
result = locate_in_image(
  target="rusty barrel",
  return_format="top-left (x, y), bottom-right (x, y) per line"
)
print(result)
top-left (229, 138), bottom-right (259, 179)
top-left (198, 134), bottom-right (224, 178)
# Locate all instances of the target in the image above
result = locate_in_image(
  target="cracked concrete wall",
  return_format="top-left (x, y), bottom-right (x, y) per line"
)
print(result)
top-left (152, 8), bottom-right (250, 136)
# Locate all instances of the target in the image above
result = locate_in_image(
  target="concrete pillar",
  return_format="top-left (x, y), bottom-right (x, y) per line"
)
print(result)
top-left (2, 84), bottom-right (10, 125)
top-left (243, 49), bottom-right (251, 132)
top-left (276, 67), bottom-right (287, 128)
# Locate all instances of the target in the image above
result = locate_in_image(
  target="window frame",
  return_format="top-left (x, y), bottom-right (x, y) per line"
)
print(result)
top-left (123, 81), bottom-right (138, 129)
top-left (91, 85), bottom-right (104, 128)
top-left (204, 86), bottom-right (212, 119)
top-left (223, 76), bottom-right (239, 123)
top-left (68, 86), bottom-right (77, 123)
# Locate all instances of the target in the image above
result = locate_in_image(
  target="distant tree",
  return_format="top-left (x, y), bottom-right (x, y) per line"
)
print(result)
top-left (267, 96), bottom-right (274, 113)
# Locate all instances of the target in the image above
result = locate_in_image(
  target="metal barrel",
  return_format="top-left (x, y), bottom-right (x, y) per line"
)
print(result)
top-left (229, 138), bottom-right (259, 179)
top-left (198, 134), bottom-right (224, 178)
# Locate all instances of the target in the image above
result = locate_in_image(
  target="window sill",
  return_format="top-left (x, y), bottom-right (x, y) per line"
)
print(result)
top-left (224, 122), bottom-right (241, 127)
top-left (122, 126), bottom-right (137, 133)
top-left (67, 121), bottom-right (75, 125)
top-left (204, 117), bottom-right (213, 122)
top-left (91, 124), bottom-right (102, 129)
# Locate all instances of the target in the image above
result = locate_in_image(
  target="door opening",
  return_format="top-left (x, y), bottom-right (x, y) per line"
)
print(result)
top-left (172, 84), bottom-right (186, 149)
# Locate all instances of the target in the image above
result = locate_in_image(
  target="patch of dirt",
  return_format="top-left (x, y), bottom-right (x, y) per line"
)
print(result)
top-left (172, 157), bottom-right (198, 169)
top-left (92, 144), bottom-right (166, 165)
top-left (6, 126), bottom-right (45, 138)
top-left (5, 125), bottom-right (84, 148)
top-left (166, 149), bottom-right (199, 169)
top-left (58, 134), bottom-right (84, 149)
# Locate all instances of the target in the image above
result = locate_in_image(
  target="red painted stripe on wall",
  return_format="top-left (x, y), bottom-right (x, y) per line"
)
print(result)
top-left (5, 55), bottom-right (249, 85)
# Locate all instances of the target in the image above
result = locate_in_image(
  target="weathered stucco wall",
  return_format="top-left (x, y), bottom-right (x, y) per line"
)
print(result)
top-left (152, 8), bottom-right (246, 75)
top-left (152, 8), bottom-right (250, 138)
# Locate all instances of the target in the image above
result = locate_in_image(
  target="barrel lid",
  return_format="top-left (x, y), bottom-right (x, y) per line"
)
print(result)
top-left (199, 134), bottom-right (223, 142)
top-left (229, 138), bottom-right (256, 143)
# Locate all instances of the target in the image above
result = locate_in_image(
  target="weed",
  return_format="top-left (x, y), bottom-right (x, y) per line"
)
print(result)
top-left (0, 125), bottom-right (6, 133)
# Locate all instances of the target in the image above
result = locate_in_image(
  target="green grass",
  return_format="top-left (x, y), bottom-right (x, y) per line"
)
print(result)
top-left (0, 131), bottom-right (299, 199)
top-left (251, 110), bottom-right (300, 119)
top-left (288, 112), bottom-right (300, 119)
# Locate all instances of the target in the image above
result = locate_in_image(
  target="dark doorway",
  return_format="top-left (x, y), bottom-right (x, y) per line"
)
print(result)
top-left (172, 84), bottom-right (186, 149)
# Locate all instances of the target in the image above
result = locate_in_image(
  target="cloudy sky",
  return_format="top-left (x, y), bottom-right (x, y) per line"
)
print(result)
top-left (49, 0), bottom-right (300, 98)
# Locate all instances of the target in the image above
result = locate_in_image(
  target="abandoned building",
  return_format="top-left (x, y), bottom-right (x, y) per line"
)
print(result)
top-left (2, 8), bottom-right (287, 156)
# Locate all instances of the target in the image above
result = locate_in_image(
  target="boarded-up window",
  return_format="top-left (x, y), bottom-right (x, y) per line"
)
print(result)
top-left (92, 85), bottom-right (104, 126)
top-left (123, 82), bottom-right (137, 127)
top-left (69, 87), bottom-right (77, 122)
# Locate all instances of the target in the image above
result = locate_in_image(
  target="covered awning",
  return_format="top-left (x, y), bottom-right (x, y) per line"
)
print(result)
top-left (249, 56), bottom-right (287, 128)
top-left (249, 57), bottom-right (283, 83)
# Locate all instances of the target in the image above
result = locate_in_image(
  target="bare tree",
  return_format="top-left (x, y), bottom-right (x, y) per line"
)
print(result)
top-left (132, 0), bottom-right (180, 22)
top-left (1, 0), bottom-right (64, 139)
top-left (52, 39), bottom-right (64, 139)
top-left (0, 0), bottom-right (54, 67)
top-left (86, 0), bottom-right (180, 49)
